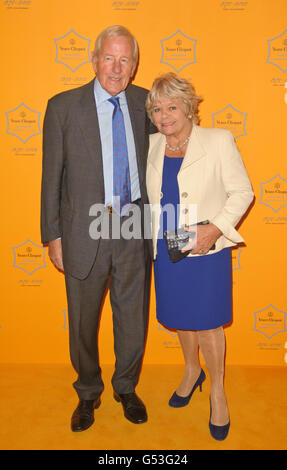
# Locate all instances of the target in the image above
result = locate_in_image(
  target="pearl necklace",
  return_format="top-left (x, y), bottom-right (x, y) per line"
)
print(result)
top-left (166, 135), bottom-right (190, 152)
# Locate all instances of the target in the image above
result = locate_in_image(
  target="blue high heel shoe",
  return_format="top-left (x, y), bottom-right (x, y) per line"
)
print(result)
top-left (209, 396), bottom-right (230, 441)
top-left (169, 369), bottom-right (206, 408)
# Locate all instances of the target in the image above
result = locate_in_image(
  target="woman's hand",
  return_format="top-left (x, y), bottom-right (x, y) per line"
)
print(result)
top-left (181, 223), bottom-right (222, 255)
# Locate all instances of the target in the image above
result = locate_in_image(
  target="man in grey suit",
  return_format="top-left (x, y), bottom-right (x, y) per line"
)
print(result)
top-left (41, 25), bottom-right (154, 432)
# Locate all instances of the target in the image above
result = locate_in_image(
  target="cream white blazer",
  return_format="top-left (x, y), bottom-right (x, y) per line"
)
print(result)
top-left (146, 125), bottom-right (254, 259)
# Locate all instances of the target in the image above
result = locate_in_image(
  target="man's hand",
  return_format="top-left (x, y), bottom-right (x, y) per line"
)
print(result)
top-left (181, 223), bottom-right (222, 255)
top-left (48, 239), bottom-right (64, 272)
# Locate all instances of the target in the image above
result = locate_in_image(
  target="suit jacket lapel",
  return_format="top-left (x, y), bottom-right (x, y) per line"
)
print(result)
top-left (75, 81), bottom-right (148, 197)
top-left (76, 79), bottom-right (105, 198)
top-left (125, 85), bottom-right (146, 185)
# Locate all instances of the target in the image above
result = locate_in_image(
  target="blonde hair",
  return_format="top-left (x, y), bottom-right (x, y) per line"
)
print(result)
top-left (92, 25), bottom-right (138, 66)
top-left (146, 73), bottom-right (201, 124)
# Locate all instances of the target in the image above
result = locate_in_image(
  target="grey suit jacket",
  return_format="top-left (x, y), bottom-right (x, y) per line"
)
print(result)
top-left (41, 79), bottom-right (153, 279)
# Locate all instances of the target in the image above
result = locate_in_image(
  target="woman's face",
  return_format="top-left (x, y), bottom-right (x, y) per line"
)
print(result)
top-left (152, 96), bottom-right (191, 139)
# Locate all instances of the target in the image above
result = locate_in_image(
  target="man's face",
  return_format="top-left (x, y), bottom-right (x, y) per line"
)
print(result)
top-left (92, 35), bottom-right (135, 96)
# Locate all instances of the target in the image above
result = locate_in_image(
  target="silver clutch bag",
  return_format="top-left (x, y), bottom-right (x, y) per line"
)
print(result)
top-left (163, 220), bottom-right (215, 263)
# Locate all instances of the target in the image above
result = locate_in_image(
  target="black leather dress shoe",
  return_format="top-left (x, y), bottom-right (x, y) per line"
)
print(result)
top-left (113, 392), bottom-right (147, 424)
top-left (71, 398), bottom-right (101, 432)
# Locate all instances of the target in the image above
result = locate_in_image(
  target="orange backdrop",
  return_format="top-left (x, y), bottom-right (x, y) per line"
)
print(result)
top-left (1, 0), bottom-right (287, 366)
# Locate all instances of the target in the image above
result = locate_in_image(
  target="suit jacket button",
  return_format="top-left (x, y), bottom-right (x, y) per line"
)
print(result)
top-left (181, 192), bottom-right (188, 198)
top-left (183, 208), bottom-right (188, 214)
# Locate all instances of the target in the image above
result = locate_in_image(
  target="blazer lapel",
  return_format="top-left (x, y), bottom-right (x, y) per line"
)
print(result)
top-left (179, 125), bottom-right (206, 173)
top-left (76, 79), bottom-right (105, 197)
top-left (177, 125), bottom-right (207, 208)
top-left (148, 133), bottom-right (166, 180)
top-left (148, 127), bottom-right (207, 207)
top-left (149, 125), bottom-right (206, 178)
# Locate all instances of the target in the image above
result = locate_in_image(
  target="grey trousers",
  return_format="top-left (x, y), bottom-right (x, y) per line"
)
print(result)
top-left (64, 217), bottom-right (151, 400)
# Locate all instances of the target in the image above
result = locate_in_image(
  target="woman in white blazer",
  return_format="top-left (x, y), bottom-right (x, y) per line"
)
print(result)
top-left (146, 73), bottom-right (253, 440)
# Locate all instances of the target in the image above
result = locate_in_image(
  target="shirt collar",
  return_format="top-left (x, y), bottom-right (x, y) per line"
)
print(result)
top-left (94, 78), bottom-right (127, 106)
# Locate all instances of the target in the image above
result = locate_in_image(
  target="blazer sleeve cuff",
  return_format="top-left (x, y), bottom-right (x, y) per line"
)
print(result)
top-left (211, 214), bottom-right (245, 243)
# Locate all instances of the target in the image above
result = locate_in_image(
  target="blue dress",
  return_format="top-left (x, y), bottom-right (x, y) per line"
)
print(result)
top-left (154, 156), bottom-right (232, 331)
